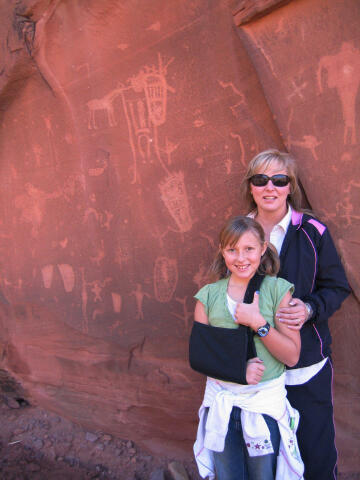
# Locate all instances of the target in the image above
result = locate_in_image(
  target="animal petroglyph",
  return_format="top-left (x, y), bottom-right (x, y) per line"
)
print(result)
top-left (317, 42), bottom-right (360, 145)
top-left (154, 256), bottom-right (178, 303)
top-left (159, 172), bottom-right (193, 233)
top-left (86, 86), bottom-right (124, 130)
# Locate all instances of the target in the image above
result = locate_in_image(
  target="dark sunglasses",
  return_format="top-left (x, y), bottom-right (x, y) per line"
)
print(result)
top-left (249, 174), bottom-right (291, 187)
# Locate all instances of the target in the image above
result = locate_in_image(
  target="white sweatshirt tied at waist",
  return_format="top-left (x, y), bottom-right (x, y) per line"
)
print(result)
top-left (194, 373), bottom-right (304, 480)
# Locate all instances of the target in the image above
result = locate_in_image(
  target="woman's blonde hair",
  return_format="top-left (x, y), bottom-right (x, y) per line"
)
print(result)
top-left (209, 216), bottom-right (279, 282)
top-left (240, 149), bottom-right (303, 212)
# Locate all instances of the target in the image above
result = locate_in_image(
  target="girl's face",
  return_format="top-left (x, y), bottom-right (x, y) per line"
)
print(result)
top-left (250, 161), bottom-right (291, 216)
top-left (222, 230), bottom-right (267, 283)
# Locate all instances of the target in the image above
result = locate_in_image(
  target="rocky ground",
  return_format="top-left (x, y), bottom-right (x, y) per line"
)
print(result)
top-left (1, 395), bottom-right (358, 480)
top-left (0, 395), bottom-right (201, 480)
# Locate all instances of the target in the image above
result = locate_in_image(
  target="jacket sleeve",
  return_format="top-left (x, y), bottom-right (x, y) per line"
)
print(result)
top-left (302, 227), bottom-right (351, 323)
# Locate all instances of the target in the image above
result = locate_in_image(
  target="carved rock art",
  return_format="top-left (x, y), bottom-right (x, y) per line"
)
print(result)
top-left (153, 257), bottom-right (178, 303)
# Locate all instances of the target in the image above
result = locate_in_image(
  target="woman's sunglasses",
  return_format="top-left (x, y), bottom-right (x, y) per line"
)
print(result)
top-left (249, 174), bottom-right (291, 187)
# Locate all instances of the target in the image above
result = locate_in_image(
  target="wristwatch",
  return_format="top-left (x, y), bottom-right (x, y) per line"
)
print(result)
top-left (256, 322), bottom-right (271, 337)
top-left (305, 303), bottom-right (313, 320)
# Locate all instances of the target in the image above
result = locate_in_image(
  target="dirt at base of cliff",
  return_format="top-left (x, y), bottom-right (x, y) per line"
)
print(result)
top-left (0, 395), bottom-right (200, 480)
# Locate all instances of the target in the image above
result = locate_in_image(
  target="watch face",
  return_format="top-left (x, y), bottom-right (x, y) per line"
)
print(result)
top-left (257, 323), bottom-right (270, 337)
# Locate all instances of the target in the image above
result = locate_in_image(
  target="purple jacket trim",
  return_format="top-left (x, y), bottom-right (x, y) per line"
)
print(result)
top-left (301, 228), bottom-right (317, 292)
top-left (308, 219), bottom-right (326, 236)
top-left (291, 210), bottom-right (303, 229)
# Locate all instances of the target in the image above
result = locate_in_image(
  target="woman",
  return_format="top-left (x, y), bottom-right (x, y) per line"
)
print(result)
top-left (238, 149), bottom-right (350, 480)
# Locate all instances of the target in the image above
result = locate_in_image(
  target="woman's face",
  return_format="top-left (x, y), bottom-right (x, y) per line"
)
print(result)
top-left (250, 161), bottom-right (291, 216)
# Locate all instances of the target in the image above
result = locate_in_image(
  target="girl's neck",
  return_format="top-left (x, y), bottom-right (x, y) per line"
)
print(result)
top-left (227, 274), bottom-right (249, 302)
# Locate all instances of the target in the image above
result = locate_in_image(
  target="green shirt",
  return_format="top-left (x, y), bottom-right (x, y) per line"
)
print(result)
top-left (194, 276), bottom-right (294, 382)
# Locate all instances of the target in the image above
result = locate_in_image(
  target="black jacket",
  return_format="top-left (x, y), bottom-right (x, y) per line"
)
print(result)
top-left (279, 211), bottom-right (351, 368)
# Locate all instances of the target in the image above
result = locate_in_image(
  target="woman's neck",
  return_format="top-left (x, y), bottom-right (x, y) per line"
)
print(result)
top-left (255, 205), bottom-right (288, 231)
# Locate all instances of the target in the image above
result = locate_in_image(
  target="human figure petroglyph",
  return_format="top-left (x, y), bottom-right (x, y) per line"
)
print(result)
top-left (86, 85), bottom-right (125, 130)
top-left (154, 256), bottom-right (178, 303)
top-left (317, 42), bottom-right (360, 145)
top-left (288, 135), bottom-right (322, 161)
top-left (89, 278), bottom-right (112, 303)
top-left (130, 284), bottom-right (151, 320)
top-left (130, 53), bottom-right (175, 127)
top-left (15, 183), bottom-right (61, 237)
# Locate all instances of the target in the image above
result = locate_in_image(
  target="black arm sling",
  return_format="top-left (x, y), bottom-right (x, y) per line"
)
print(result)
top-left (189, 273), bottom-right (264, 385)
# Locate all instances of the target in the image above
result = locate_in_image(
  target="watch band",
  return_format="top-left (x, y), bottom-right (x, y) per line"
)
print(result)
top-left (256, 322), bottom-right (271, 337)
top-left (305, 302), bottom-right (313, 320)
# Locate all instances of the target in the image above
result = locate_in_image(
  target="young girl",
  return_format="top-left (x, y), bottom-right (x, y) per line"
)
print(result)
top-left (192, 216), bottom-right (304, 480)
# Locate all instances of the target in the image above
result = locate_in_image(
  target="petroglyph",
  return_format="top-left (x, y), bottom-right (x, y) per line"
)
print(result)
top-left (224, 145), bottom-right (232, 174)
top-left (172, 296), bottom-right (193, 331)
top-left (287, 78), bottom-right (307, 101)
top-left (86, 86), bottom-right (124, 130)
top-left (15, 183), bottom-right (61, 237)
top-left (154, 256), bottom-right (178, 303)
top-left (89, 278), bottom-right (112, 302)
top-left (57, 264), bottom-right (75, 292)
top-left (159, 172), bottom-right (193, 232)
top-left (130, 284), bottom-right (151, 320)
top-left (41, 265), bottom-right (54, 289)
top-left (119, 54), bottom-right (175, 183)
top-left (111, 292), bottom-right (122, 313)
top-left (317, 42), bottom-right (360, 145)
top-left (230, 133), bottom-right (245, 167)
top-left (130, 54), bottom-right (175, 126)
top-left (218, 81), bottom-right (246, 117)
top-left (288, 135), bottom-right (321, 161)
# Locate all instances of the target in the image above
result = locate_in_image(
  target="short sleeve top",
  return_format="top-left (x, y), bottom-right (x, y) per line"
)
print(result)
top-left (194, 275), bottom-right (294, 382)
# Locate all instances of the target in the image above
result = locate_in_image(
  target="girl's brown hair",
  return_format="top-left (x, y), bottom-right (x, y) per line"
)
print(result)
top-left (209, 216), bottom-right (279, 282)
top-left (240, 149), bottom-right (303, 213)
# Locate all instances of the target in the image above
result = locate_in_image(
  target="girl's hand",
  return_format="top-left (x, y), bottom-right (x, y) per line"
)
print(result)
top-left (246, 357), bottom-right (265, 385)
top-left (276, 297), bottom-right (308, 330)
top-left (234, 292), bottom-right (265, 331)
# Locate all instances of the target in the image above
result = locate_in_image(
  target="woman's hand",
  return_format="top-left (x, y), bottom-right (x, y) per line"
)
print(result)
top-left (234, 292), bottom-right (265, 331)
top-left (246, 357), bottom-right (265, 385)
top-left (276, 297), bottom-right (309, 330)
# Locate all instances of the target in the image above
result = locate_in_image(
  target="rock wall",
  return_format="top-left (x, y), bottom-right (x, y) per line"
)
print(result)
top-left (0, 0), bottom-right (359, 474)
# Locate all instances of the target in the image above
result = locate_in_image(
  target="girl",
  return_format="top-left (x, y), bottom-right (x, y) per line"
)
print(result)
top-left (193, 216), bottom-right (303, 480)
top-left (239, 149), bottom-right (350, 480)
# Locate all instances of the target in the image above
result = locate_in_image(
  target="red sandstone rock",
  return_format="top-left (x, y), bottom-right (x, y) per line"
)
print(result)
top-left (0, 0), bottom-right (359, 475)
